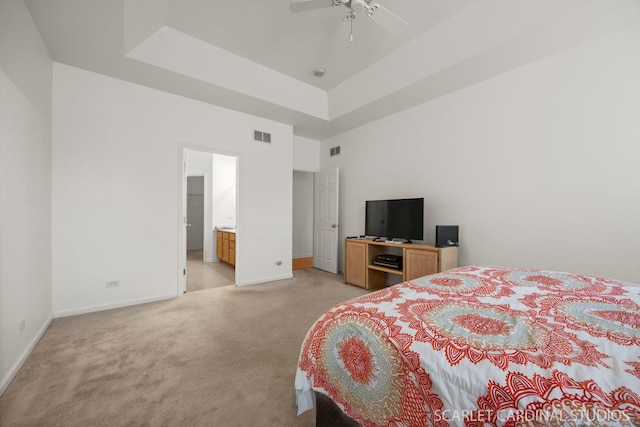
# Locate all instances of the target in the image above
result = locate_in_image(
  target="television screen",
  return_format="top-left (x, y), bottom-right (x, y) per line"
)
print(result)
top-left (365, 198), bottom-right (424, 241)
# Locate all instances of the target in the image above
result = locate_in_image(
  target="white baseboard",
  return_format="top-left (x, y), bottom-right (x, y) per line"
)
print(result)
top-left (236, 273), bottom-right (293, 287)
top-left (53, 292), bottom-right (178, 318)
top-left (0, 314), bottom-right (54, 397)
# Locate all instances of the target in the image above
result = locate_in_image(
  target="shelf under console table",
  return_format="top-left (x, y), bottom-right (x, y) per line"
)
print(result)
top-left (344, 238), bottom-right (458, 290)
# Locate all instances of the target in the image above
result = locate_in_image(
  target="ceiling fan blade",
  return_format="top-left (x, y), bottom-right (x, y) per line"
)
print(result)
top-left (369, 5), bottom-right (408, 36)
top-left (289, 0), bottom-right (336, 13)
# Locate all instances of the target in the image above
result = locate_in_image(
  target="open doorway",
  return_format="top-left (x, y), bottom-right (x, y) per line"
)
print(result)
top-left (186, 176), bottom-right (205, 253)
top-left (180, 148), bottom-right (238, 293)
top-left (292, 170), bottom-right (314, 271)
top-left (292, 168), bottom-right (340, 274)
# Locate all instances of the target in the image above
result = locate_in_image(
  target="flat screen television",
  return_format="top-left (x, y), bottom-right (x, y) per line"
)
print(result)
top-left (365, 198), bottom-right (424, 242)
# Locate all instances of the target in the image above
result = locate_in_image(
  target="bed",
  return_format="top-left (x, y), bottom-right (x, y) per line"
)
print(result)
top-left (295, 265), bottom-right (640, 426)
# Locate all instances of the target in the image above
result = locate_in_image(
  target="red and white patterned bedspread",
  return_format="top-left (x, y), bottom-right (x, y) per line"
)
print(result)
top-left (295, 266), bottom-right (640, 426)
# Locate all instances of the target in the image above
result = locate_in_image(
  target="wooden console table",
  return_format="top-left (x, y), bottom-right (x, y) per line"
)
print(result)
top-left (344, 238), bottom-right (458, 290)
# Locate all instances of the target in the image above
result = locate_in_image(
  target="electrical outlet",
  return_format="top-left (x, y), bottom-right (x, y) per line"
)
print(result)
top-left (106, 280), bottom-right (120, 288)
top-left (18, 319), bottom-right (25, 333)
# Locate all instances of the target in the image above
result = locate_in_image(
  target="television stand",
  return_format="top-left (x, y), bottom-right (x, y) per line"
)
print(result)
top-left (344, 238), bottom-right (458, 290)
top-left (372, 237), bottom-right (413, 244)
top-left (390, 238), bottom-right (411, 244)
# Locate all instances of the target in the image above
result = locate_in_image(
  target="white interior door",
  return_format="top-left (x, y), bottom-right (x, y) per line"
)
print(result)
top-left (314, 167), bottom-right (339, 274)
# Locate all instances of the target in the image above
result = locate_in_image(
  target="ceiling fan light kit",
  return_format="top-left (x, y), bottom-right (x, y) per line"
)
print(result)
top-left (335, 0), bottom-right (380, 17)
top-left (290, 0), bottom-right (407, 40)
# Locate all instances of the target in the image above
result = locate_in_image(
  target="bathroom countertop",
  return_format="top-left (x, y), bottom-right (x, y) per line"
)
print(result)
top-left (215, 227), bottom-right (236, 233)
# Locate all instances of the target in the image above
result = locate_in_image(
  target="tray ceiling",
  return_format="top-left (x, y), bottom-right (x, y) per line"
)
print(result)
top-left (25, 0), bottom-right (640, 139)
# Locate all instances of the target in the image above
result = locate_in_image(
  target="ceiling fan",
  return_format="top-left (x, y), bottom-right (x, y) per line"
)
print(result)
top-left (289, 0), bottom-right (408, 40)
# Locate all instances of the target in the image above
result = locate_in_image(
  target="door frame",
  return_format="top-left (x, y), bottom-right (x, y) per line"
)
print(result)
top-left (178, 143), bottom-right (240, 295)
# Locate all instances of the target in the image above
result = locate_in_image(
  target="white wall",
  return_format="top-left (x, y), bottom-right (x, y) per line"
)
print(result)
top-left (293, 136), bottom-right (320, 172)
top-left (52, 63), bottom-right (293, 316)
top-left (0, 0), bottom-right (53, 394)
top-left (212, 153), bottom-right (237, 230)
top-left (322, 25), bottom-right (640, 283)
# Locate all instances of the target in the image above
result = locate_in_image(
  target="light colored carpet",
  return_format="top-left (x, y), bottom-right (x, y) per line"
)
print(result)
top-left (0, 268), bottom-right (368, 426)
top-left (186, 250), bottom-right (235, 292)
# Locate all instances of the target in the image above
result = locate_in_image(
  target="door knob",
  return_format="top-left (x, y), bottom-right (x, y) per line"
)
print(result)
top-left (331, 224), bottom-right (338, 228)
top-left (186, 224), bottom-right (192, 227)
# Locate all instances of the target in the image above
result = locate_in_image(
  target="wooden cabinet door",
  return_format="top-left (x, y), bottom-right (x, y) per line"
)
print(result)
top-left (345, 241), bottom-right (367, 288)
top-left (216, 232), bottom-right (223, 260)
top-left (405, 249), bottom-right (438, 281)
top-left (229, 236), bottom-right (236, 266)
top-left (221, 232), bottom-right (230, 263)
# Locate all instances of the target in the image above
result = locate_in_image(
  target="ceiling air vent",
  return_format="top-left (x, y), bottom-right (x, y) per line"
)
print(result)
top-left (330, 146), bottom-right (341, 156)
top-left (253, 130), bottom-right (271, 143)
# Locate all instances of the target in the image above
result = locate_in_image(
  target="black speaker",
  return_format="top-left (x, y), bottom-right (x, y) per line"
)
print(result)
top-left (436, 225), bottom-right (459, 248)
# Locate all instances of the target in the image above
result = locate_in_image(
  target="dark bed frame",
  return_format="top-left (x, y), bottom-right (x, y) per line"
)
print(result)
top-left (314, 391), bottom-right (361, 427)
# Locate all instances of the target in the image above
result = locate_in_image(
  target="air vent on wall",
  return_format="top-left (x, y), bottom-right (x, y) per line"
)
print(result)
top-left (330, 146), bottom-right (341, 156)
top-left (253, 130), bottom-right (271, 143)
